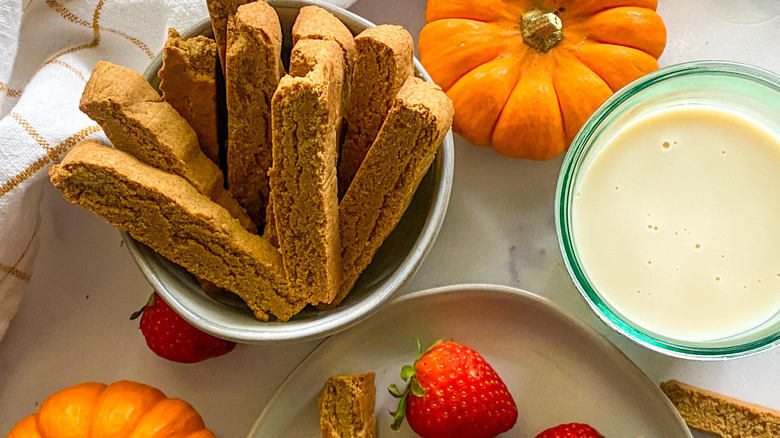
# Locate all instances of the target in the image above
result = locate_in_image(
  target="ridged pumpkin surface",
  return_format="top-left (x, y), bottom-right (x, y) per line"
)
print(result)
top-left (7, 381), bottom-right (216, 438)
top-left (419, 0), bottom-right (666, 159)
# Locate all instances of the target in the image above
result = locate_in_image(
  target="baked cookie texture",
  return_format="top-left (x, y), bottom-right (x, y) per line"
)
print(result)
top-left (159, 28), bottom-right (220, 166)
top-left (292, 6), bottom-right (356, 85)
top-left (337, 25), bottom-right (414, 198)
top-left (318, 372), bottom-right (376, 438)
top-left (226, 0), bottom-right (284, 228)
top-left (262, 197), bottom-right (278, 247)
top-left (332, 77), bottom-right (453, 307)
top-left (205, 0), bottom-right (253, 72)
top-left (79, 61), bottom-right (256, 233)
top-left (661, 380), bottom-right (780, 437)
top-left (49, 140), bottom-right (305, 321)
top-left (270, 39), bottom-right (345, 306)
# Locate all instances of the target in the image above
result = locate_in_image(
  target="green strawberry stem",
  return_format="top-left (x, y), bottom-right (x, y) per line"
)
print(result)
top-left (388, 338), bottom-right (444, 431)
top-left (130, 293), bottom-right (156, 320)
top-left (390, 390), bottom-right (409, 430)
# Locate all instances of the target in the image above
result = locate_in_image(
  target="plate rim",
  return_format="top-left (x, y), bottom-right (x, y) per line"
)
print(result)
top-left (247, 283), bottom-right (692, 437)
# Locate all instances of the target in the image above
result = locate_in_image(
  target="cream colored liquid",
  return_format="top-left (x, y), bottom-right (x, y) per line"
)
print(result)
top-left (573, 106), bottom-right (780, 341)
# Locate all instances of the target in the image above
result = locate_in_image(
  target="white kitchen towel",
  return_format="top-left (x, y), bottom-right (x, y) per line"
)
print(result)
top-left (0, 0), bottom-right (357, 343)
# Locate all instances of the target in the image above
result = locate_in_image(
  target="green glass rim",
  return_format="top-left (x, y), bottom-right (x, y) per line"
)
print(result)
top-left (555, 60), bottom-right (780, 360)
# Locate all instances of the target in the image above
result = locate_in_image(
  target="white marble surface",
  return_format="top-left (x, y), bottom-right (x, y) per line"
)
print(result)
top-left (2, 1), bottom-right (780, 436)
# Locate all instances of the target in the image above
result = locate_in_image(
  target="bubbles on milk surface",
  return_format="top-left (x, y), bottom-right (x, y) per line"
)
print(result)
top-left (571, 105), bottom-right (780, 340)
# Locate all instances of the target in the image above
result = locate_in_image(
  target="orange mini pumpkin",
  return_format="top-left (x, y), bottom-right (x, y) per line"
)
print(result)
top-left (419, 0), bottom-right (667, 160)
top-left (7, 381), bottom-right (216, 438)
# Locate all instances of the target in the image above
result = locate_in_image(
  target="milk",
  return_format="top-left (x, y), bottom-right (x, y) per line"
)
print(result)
top-left (572, 106), bottom-right (780, 341)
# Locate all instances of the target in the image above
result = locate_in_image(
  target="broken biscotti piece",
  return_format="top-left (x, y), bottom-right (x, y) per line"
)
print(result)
top-left (292, 6), bottom-right (355, 134)
top-left (270, 39), bottom-right (345, 306)
top-left (159, 28), bottom-right (220, 166)
top-left (205, 0), bottom-right (253, 72)
top-left (318, 372), bottom-right (376, 438)
top-left (292, 6), bottom-right (355, 81)
top-left (330, 77), bottom-right (453, 307)
top-left (661, 380), bottom-right (780, 437)
top-left (49, 140), bottom-right (306, 321)
top-left (79, 61), bottom-right (255, 233)
top-left (225, 0), bottom-right (284, 228)
top-left (337, 25), bottom-right (414, 198)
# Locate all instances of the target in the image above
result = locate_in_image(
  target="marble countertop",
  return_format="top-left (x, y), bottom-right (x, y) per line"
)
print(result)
top-left (2, 1), bottom-right (779, 436)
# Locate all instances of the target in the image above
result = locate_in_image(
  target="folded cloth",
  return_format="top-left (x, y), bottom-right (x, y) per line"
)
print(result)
top-left (0, 0), bottom-right (357, 343)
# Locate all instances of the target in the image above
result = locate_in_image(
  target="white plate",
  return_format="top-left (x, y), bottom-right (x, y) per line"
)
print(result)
top-left (249, 284), bottom-right (691, 437)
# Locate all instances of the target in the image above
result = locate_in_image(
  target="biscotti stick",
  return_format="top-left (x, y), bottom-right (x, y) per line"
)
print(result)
top-left (318, 373), bottom-right (376, 438)
top-left (337, 25), bottom-right (414, 198)
top-left (79, 61), bottom-right (255, 233)
top-left (159, 28), bottom-right (220, 165)
top-left (225, 0), bottom-right (284, 227)
top-left (206, 0), bottom-right (254, 72)
top-left (330, 77), bottom-right (453, 307)
top-left (50, 140), bottom-right (306, 321)
top-left (271, 39), bottom-right (345, 306)
top-left (292, 6), bottom-right (355, 95)
top-left (661, 380), bottom-right (780, 437)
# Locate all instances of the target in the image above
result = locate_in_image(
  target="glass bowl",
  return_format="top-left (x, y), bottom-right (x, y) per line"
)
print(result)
top-left (556, 61), bottom-right (780, 359)
top-left (123, 0), bottom-right (454, 343)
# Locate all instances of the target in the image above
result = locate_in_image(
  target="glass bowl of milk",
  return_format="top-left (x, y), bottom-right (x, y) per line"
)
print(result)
top-left (556, 61), bottom-right (780, 359)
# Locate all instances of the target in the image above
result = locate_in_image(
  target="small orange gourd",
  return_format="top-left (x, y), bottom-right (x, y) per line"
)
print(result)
top-left (6, 381), bottom-right (216, 438)
top-left (419, 0), bottom-right (667, 160)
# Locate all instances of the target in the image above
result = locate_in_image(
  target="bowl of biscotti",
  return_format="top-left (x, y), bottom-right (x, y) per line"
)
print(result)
top-left (48, 0), bottom-right (454, 342)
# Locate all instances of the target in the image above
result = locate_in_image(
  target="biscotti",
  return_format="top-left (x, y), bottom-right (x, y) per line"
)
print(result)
top-left (49, 140), bottom-right (305, 321)
top-left (661, 380), bottom-right (780, 437)
top-left (225, 0), bottom-right (284, 227)
top-left (205, 0), bottom-right (253, 72)
top-left (318, 372), bottom-right (376, 438)
top-left (270, 39), bottom-right (345, 306)
top-left (159, 28), bottom-right (220, 165)
top-left (332, 77), bottom-right (453, 306)
top-left (292, 6), bottom-right (355, 80)
top-left (79, 61), bottom-right (255, 233)
top-left (337, 25), bottom-right (414, 198)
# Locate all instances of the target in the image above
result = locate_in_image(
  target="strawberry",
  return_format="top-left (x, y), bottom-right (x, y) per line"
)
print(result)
top-left (131, 293), bottom-right (236, 363)
top-left (534, 423), bottom-right (603, 438)
top-left (389, 340), bottom-right (518, 438)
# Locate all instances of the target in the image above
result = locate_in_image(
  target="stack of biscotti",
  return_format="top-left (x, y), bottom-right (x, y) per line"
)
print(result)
top-left (51, 1), bottom-right (453, 322)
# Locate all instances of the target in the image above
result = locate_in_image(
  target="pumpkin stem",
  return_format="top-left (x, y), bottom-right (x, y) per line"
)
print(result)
top-left (521, 9), bottom-right (563, 53)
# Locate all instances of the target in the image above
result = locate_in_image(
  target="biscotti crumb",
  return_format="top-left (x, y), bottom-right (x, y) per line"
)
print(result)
top-left (337, 25), bottom-right (414, 199)
top-left (328, 77), bottom-right (453, 307)
top-left (50, 140), bottom-right (306, 321)
top-left (661, 380), bottom-right (780, 437)
top-left (206, 0), bottom-right (253, 72)
top-left (79, 61), bottom-right (256, 234)
top-left (225, 0), bottom-right (284, 228)
top-left (270, 39), bottom-right (345, 306)
top-left (318, 372), bottom-right (376, 438)
top-left (159, 28), bottom-right (220, 166)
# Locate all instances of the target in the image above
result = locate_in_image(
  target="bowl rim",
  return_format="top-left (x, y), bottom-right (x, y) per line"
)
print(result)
top-left (123, 0), bottom-right (455, 343)
top-left (555, 60), bottom-right (780, 360)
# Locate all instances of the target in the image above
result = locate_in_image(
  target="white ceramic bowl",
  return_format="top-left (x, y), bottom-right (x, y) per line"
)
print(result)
top-left (123, 0), bottom-right (454, 343)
